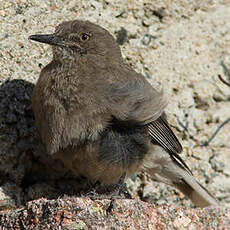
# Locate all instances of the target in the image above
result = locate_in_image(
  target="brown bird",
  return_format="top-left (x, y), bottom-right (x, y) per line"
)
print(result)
top-left (29, 20), bottom-right (218, 207)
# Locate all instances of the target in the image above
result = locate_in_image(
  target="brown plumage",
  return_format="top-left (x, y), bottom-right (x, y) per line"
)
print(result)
top-left (29, 20), bottom-right (218, 207)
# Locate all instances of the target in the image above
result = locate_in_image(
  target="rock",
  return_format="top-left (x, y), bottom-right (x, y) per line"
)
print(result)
top-left (0, 198), bottom-right (229, 229)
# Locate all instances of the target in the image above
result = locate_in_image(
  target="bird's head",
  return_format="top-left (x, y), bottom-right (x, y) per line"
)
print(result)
top-left (29, 20), bottom-right (122, 64)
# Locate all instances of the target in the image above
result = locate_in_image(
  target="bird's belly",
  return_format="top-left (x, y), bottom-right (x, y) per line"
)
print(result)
top-left (54, 142), bottom-right (143, 184)
top-left (54, 123), bottom-right (150, 184)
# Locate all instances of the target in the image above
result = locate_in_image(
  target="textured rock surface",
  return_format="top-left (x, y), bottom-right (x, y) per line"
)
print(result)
top-left (0, 197), bottom-right (230, 229)
top-left (0, 0), bottom-right (230, 227)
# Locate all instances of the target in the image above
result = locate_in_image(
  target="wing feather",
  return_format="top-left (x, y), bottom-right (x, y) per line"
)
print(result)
top-left (148, 115), bottom-right (192, 173)
top-left (103, 70), bottom-right (190, 173)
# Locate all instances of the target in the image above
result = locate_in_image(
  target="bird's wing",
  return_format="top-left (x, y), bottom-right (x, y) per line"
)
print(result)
top-left (148, 114), bottom-right (183, 155)
top-left (103, 79), bottom-right (167, 125)
top-left (103, 76), bottom-right (183, 156)
top-left (148, 114), bottom-right (191, 173)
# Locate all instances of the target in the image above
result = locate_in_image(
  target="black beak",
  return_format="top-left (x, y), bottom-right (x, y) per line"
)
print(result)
top-left (29, 34), bottom-right (64, 46)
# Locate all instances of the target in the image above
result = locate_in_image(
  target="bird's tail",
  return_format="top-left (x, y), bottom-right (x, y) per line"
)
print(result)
top-left (172, 165), bottom-right (218, 207)
top-left (142, 150), bottom-right (218, 207)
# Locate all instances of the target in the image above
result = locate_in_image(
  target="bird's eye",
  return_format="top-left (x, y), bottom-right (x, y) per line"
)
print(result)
top-left (80, 33), bottom-right (90, 41)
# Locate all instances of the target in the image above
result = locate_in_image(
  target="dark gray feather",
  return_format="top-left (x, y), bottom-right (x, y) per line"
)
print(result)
top-left (148, 115), bottom-right (182, 154)
top-left (148, 115), bottom-right (192, 173)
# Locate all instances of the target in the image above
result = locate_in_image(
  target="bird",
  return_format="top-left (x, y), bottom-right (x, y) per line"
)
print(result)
top-left (29, 20), bottom-right (218, 207)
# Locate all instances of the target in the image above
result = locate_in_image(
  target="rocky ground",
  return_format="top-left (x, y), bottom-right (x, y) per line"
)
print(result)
top-left (0, 0), bottom-right (230, 228)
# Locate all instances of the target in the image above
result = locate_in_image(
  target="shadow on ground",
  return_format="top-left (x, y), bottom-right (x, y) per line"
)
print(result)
top-left (0, 79), bottom-right (89, 209)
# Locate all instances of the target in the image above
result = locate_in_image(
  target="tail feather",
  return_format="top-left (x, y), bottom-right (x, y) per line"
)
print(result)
top-left (174, 168), bottom-right (218, 207)
top-left (142, 145), bottom-right (218, 207)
